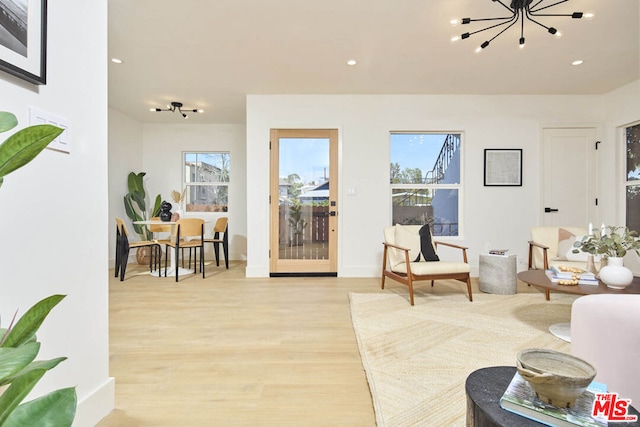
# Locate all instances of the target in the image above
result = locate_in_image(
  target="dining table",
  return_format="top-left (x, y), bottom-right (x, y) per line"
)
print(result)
top-left (133, 219), bottom-right (195, 277)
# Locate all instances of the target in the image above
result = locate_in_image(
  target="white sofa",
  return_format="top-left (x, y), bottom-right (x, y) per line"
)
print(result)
top-left (571, 294), bottom-right (640, 406)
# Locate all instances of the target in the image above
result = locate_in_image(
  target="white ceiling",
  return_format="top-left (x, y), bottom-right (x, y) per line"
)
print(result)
top-left (107, 0), bottom-right (639, 124)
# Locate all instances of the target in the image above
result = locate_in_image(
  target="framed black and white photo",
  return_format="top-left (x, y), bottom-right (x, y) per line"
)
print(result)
top-left (484, 149), bottom-right (522, 186)
top-left (0, 0), bottom-right (46, 85)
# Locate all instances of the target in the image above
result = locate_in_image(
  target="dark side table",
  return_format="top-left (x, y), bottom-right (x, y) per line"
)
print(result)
top-left (465, 366), bottom-right (640, 427)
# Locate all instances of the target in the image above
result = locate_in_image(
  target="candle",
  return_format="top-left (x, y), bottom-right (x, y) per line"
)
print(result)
top-left (588, 222), bottom-right (593, 235)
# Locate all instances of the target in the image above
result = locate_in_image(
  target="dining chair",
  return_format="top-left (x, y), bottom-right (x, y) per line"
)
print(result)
top-left (115, 218), bottom-right (161, 281)
top-left (164, 218), bottom-right (205, 282)
top-left (204, 217), bottom-right (229, 269)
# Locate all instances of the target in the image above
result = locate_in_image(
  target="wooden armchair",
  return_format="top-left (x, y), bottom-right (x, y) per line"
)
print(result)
top-left (381, 225), bottom-right (472, 305)
top-left (528, 226), bottom-right (590, 271)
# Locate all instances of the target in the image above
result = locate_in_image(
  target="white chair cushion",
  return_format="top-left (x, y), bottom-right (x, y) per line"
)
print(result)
top-left (392, 261), bottom-right (470, 275)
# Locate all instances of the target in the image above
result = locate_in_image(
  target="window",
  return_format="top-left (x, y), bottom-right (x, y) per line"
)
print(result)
top-left (183, 152), bottom-right (229, 212)
top-left (390, 132), bottom-right (462, 236)
top-left (626, 123), bottom-right (640, 233)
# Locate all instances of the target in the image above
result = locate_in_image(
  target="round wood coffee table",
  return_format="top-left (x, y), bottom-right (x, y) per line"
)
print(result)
top-left (517, 269), bottom-right (640, 300)
top-left (517, 270), bottom-right (640, 342)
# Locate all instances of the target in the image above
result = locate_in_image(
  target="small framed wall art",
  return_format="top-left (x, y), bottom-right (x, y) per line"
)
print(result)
top-left (484, 149), bottom-right (522, 186)
top-left (0, 0), bottom-right (47, 85)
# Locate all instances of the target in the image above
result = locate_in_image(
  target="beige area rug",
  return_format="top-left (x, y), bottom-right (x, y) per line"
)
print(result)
top-left (350, 288), bottom-right (577, 427)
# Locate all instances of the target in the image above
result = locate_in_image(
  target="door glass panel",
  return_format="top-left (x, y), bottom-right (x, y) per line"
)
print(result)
top-left (278, 138), bottom-right (330, 260)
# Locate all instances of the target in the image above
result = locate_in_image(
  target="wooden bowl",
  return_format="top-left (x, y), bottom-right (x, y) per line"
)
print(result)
top-left (516, 348), bottom-right (597, 408)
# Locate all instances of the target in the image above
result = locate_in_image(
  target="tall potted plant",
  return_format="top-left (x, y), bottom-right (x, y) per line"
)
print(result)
top-left (0, 112), bottom-right (76, 424)
top-left (123, 172), bottom-right (162, 264)
top-left (288, 199), bottom-right (307, 246)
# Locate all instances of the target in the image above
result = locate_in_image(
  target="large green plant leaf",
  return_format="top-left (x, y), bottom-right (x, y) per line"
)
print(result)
top-left (124, 194), bottom-right (146, 238)
top-left (0, 368), bottom-right (46, 425)
top-left (131, 190), bottom-right (146, 212)
top-left (1, 295), bottom-right (65, 348)
top-left (0, 342), bottom-right (39, 384)
top-left (127, 172), bottom-right (146, 199)
top-left (3, 387), bottom-right (76, 427)
top-left (0, 125), bottom-right (64, 179)
top-left (0, 112), bottom-right (18, 133)
top-left (1, 357), bottom-right (66, 387)
top-left (151, 194), bottom-right (162, 217)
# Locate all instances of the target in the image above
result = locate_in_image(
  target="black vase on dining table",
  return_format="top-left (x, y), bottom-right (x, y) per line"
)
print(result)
top-left (159, 201), bottom-right (172, 222)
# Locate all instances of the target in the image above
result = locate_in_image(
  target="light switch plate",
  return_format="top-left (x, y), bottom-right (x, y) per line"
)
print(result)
top-left (29, 107), bottom-right (71, 153)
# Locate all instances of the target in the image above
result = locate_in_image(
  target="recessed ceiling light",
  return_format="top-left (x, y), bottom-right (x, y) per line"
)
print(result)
top-left (346, 59), bottom-right (357, 66)
top-left (572, 60), bottom-right (584, 66)
top-left (111, 58), bottom-right (123, 64)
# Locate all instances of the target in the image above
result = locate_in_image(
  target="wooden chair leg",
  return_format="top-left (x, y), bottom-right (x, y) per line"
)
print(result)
top-left (381, 246), bottom-right (388, 289)
top-left (466, 276), bottom-right (473, 302)
top-left (408, 276), bottom-right (415, 306)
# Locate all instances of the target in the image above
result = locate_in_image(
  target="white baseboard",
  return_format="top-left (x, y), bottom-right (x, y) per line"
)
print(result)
top-left (72, 377), bottom-right (115, 427)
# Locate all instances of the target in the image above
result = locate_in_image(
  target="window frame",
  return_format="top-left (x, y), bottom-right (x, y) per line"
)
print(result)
top-left (389, 131), bottom-right (464, 237)
top-left (624, 121), bottom-right (640, 233)
top-left (182, 151), bottom-right (230, 213)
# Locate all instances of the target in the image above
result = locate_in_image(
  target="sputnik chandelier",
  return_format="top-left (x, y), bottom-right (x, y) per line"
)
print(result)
top-left (450, 0), bottom-right (593, 52)
top-left (150, 101), bottom-right (204, 119)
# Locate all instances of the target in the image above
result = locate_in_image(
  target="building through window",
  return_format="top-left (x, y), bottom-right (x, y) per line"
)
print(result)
top-left (183, 152), bottom-right (230, 212)
top-left (390, 132), bottom-right (462, 236)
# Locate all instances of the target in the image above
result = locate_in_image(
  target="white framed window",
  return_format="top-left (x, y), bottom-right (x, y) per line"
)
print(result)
top-left (625, 122), bottom-right (640, 233)
top-left (183, 152), bottom-right (230, 212)
top-left (390, 132), bottom-right (462, 236)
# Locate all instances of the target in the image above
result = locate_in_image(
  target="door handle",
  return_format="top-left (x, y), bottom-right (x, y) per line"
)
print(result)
top-left (544, 207), bottom-right (559, 213)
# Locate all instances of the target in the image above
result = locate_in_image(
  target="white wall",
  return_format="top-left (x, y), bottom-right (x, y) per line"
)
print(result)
top-left (108, 107), bottom-right (144, 265)
top-left (141, 123), bottom-right (248, 260)
top-left (246, 93), bottom-right (637, 277)
top-left (0, 1), bottom-right (113, 425)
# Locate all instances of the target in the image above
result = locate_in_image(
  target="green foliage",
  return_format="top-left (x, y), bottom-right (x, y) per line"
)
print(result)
top-left (575, 226), bottom-right (640, 258)
top-left (288, 200), bottom-right (307, 234)
top-left (0, 111), bottom-right (64, 189)
top-left (390, 162), bottom-right (424, 184)
top-left (0, 295), bottom-right (76, 426)
top-left (285, 173), bottom-right (303, 199)
top-left (124, 172), bottom-right (162, 240)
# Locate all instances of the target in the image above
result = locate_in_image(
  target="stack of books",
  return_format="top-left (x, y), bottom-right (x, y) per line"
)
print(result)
top-left (545, 266), bottom-right (598, 286)
top-left (500, 371), bottom-right (608, 427)
top-left (489, 248), bottom-right (509, 256)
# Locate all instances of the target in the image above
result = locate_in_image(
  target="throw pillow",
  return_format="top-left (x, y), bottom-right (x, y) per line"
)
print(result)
top-left (556, 228), bottom-right (576, 261)
top-left (419, 224), bottom-right (440, 262)
top-left (394, 225), bottom-right (420, 264)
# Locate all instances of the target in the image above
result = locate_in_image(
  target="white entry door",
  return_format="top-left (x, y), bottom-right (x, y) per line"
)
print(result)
top-left (542, 127), bottom-right (598, 226)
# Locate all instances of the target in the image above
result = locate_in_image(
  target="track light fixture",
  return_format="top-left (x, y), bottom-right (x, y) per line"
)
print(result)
top-left (450, 0), bottom-right (593, 52)
top-left (150, 101), bottom-right (204, 119)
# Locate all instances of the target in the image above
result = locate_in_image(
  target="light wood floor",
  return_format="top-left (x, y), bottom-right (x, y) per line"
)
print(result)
top-left (99, 261), bottom-right (381, 426)
top-left (99, 262), bottom-right (540, 426)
